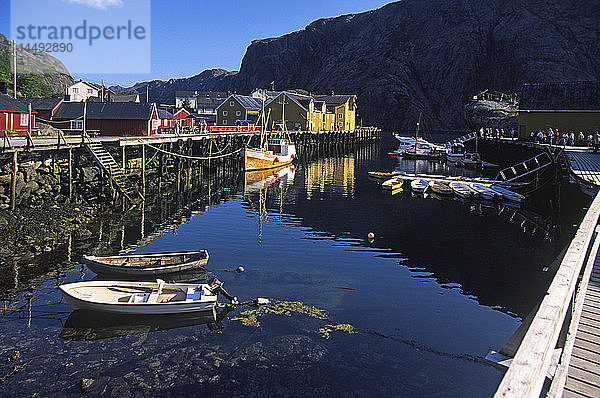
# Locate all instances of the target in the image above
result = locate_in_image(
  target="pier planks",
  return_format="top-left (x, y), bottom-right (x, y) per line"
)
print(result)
top-left (563, 255), bottom-right (600, 397)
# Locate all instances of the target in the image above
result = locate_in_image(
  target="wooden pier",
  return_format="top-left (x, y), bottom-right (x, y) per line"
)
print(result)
top-left (491, 190), bottom-right (600, 397)
top-left (0, 128), bottom-right (380, 208)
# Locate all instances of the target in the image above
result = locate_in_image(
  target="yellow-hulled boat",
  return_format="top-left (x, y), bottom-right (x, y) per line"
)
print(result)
top-left (244, 139), bottom-right (296, 171)
top-left (429, 181), bottom-right (453, 195)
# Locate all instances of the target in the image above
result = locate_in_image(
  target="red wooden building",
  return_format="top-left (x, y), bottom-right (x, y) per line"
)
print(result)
top-left (174, 108), bottom-right (195, 128)
top-left (18, 97), bottom-right (63, 124)
top-left (0, 93), bottom-right (36, 136)
top-left (51, 102), bottom-right (159, 136)
top-left (158, 109), bottom-right (177, 129)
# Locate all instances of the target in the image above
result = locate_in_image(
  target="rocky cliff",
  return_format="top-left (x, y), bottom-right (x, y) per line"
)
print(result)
top-left (123, 0), bottom-right (600, 131)
top-left (0, 33), bottom-right (74, 96)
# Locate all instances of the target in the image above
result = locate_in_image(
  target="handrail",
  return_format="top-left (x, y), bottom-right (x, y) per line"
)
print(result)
top-left (494, 191), bottom-right (600, 397)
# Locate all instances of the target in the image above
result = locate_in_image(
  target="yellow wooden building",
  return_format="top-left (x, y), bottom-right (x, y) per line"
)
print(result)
top-left (314, 95), bottom-right (357, 131)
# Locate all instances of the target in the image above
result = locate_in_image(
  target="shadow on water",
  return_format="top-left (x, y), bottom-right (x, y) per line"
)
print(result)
top-left (59, 306), bottom-right (233, 342)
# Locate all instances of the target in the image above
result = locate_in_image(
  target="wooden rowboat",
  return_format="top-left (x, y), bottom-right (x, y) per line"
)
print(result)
top-left (59, 280), bottom-right (219, 315)
top-left (410, 179), bottom-right (430, 193)
top-left (83, 250), bottom-right (209, 276)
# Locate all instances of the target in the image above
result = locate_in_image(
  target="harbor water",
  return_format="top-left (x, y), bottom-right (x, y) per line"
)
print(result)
top-left (0, 133), bottom-right (591, 397)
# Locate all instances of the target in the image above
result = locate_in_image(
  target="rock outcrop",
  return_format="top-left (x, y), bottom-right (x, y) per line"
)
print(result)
top-left (0, 33), bottom-right (74, 96)
top-left (121, 0), bottom-right (600, 131)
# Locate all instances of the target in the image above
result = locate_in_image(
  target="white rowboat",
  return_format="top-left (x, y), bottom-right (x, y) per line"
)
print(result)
top-left (448, 181), bottom-right (477, 198)
top-left (411, 179), bottom-right (430, 193)
top-left (470, 183), bottom-right (502, 200)
top-left (59, 280), bottom-right (218, 315)
top-left (490, 185), bottom-right (526, 203)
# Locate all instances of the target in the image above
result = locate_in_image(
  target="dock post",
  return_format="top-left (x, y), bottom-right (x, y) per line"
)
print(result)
top-left (68, 148), bottom-right (72, 199)
top-left (10, 151), bottom-right (17, 211)
top-left (122, 146), bottom-right (126, 171)
top-left (141, 144), bottom-right (146, 197)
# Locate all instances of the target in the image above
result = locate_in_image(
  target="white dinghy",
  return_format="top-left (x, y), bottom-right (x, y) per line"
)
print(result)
top-left (490, 185), bottom-right (526, 203)
top-left (469, 183), bottom-right (502, 200)
top-left (448, 181), bottom-right (477, 198)
top-left (59, 278), bottom-right (237, 315)
top-left (410, 179), bottom-right (430, 193)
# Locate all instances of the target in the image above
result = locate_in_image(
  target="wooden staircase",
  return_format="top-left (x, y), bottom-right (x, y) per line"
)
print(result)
top-left (82, 136), bottom-right (141, 202)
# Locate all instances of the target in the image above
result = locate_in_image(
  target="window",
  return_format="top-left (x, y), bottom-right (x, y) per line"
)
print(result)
top-left (20, 113), bottom-right (29, 126)
top-left (72, 88), bottom-right (78, 93)
top-left (222, 120), bottom-right (228, 125)
top-left (87, 89), bottom-right (93, 94)
top-left (230, 101), bottom-right (235, 107)
top-left (236, 110), bottom-right (241, 116)
top-left (71, 120), bottom-right (83, 130)
top-left (223, 110), bottom-right (228, 116)
top-left (338, 113), bottom-right (343, 119)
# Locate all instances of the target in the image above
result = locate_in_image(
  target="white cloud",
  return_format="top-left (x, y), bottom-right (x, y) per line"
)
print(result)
top-left (64, 0), bottom-right (124, 10)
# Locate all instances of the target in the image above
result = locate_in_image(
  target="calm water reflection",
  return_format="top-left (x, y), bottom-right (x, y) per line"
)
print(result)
top-left (0, 134), bottom-right (590, 397)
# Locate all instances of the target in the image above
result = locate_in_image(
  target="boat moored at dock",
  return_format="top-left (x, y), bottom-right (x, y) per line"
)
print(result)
top-left (469, 183), bottom-right (502, 200)
top-left (410, 179), bottom-right (430, 193)
top-left (83, 250), bottom-right (209, 276)
top-left (58, 279), bottom-right (224, 315)
top-left (244, 139), bottom-right (296, 171)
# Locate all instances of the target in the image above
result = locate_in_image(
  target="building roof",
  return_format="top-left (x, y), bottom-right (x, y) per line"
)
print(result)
top-left (158, 109), bottom-right (175, 119)
top-left (313, 94), bottom-right (356, 106)
top-left (110, 94), bottom-right (139, 103)
top-left (18, 97), bottom-right (62, 111)
top-left (53, 102), bottom-right (155, 120)
top-left (232, 95), bottom-right (262, 110)
top-left (0, 93), bottom-right (30, 113)
top-left (520, 82), bottom-right (600, 111)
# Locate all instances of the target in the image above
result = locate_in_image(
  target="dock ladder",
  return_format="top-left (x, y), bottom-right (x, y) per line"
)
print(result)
top-left (82, 133), bottom-right (142, 203)
top-left (495, 151), bottom-right (553, 183)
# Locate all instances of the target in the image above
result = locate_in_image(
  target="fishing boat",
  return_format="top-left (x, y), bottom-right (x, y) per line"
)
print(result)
top-left (490, 185), bottom-right (526, 203)
top-left (410, 178), bottom-right (430, 193)
top-left (59, 278), bottom-right (236, 315)
top-left (457, 152), bottom-right (482, 169)
top-left (83, 250), bottom-right (209, 276)
top-left (446, 142), bottom-right (465, 163)
top-left (244, 139), bottom-right (296, 171)
top-left (470, 183), bottom-right (502, 200)
top-left (429, 181), bottom-right (453, 195)
top-left (382, 176), bottom-right (404, 190)
top-left (448, 181), bottom-right (477, 198)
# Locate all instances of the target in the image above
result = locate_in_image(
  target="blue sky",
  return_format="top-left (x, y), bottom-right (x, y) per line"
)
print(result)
top-left (0, 0), bottom-right (392, 87)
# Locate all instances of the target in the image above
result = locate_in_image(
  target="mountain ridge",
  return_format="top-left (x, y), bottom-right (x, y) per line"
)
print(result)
top-left (119, 0), bottom-right (600, 130)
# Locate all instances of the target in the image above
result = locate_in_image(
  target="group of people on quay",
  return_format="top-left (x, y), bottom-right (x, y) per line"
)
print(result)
top-left (530, 128), bottom-right (600, 148)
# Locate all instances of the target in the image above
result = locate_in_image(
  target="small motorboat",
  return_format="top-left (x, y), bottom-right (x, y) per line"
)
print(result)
top-left (446, 143), bottom-right (465, 163)
top-left (83, 250), bottom-right (209, 276)
top-left (470, 183), bottom-right (502, 200)
top-left (490, 185), bottom-right (526, 203)
top-left (460, 152), bottom-right (482, 169)
top-left (429, 181), bottom-right (453, 195)
top-left (59, 278), bottom-right (236, 315)
top-left (448, 181), bottom-right (477, 198)
top-left (410, 179), bottom-right (430, 193)
top-left (382, 176), bottom-right (404, 190)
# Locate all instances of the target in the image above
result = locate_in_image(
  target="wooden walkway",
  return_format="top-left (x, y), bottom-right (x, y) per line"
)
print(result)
top-left (567, 149), bottom-right (600, 188)
top-left (563, 252), bottom-right (600, 397)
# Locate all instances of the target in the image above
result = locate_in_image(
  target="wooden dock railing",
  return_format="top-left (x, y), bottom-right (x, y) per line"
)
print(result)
top-left (494, 191), bottom-right (600, 397)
